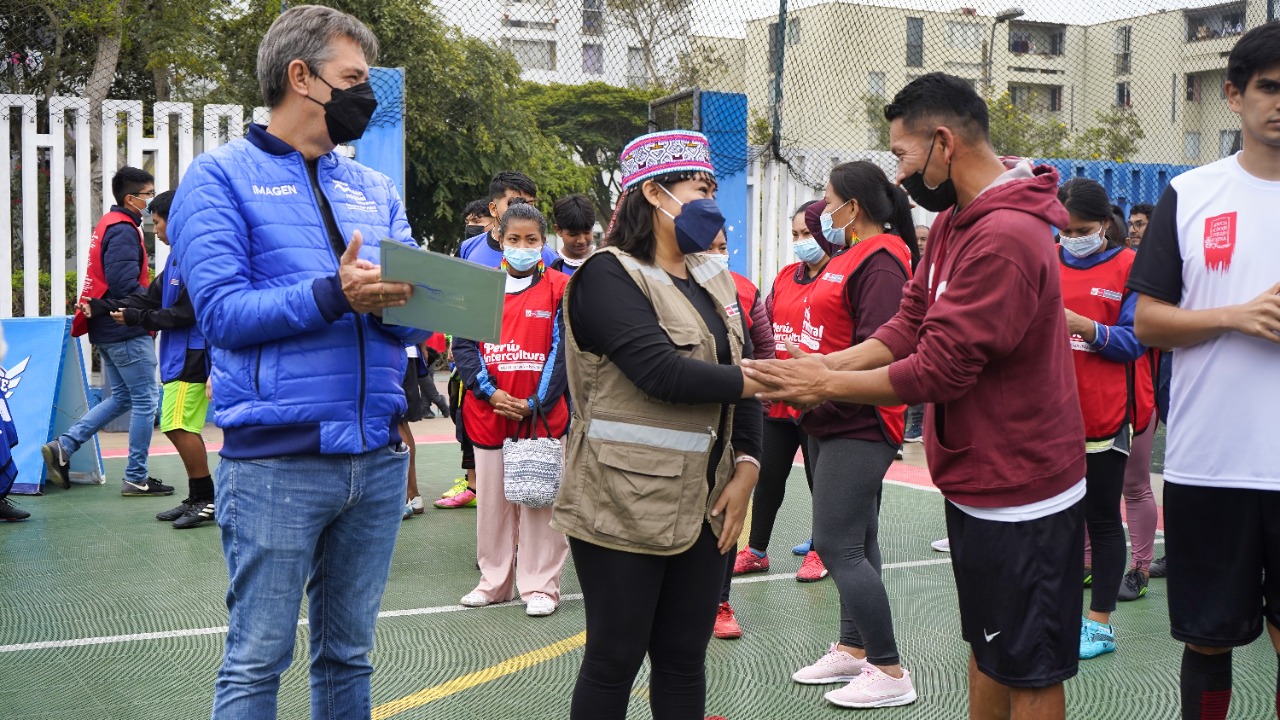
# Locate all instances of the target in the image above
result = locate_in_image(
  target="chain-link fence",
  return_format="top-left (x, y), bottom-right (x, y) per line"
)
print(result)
top-left (3, 0), bottom-right (1275, 305)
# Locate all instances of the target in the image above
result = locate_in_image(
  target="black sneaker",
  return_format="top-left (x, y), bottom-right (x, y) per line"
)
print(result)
top-left (157, 498), bottom-right (197, 522)
top-left (0, 497), bottom-right (30, 521)
top-left (172, 499), bottom-right (214, 529)
top-left (121, 477), bottom-right (175, 496)
top-left (41, 440), bottom-right (70, 489)
top-left (1117, 568), bottom-right (1149, 601)
top-left (1149, 556), bottom-right (1167, 578)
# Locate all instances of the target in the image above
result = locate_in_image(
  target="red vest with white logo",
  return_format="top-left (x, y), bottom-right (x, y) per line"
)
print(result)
top-left (766, 261), bottom-right (814, 420)
top-left (1059, 248), bottom-right (1154, 440)
top-left (730, 271), bottom-right (758, 331)
top-left (796, 234), bottom-right (913, 444)
top-left (463, 270), bottom-right (571, 448)
top-left (71, 211), bottom-right (150, 337)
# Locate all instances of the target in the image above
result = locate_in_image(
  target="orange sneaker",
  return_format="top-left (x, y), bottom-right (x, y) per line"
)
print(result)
top-left (796, 550), bottom-right (829, 582)
top-left (732, 548), bottom-right (769, 575)
top-left (713, 602), bottom-right (743, 639)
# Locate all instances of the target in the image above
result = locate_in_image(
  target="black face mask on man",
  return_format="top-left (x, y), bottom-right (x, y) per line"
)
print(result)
top-left (900, 132), bottom-right (958, 213)
top-left (306, 69), bottom-right (378, 145)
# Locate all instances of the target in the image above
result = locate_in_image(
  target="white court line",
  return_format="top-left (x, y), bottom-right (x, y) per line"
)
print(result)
top-left (0, 558), bottom-right (949, 655)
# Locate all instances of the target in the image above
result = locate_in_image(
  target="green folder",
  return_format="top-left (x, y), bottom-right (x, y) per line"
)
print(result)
top-left (379, 241), bottom-right (505, 344)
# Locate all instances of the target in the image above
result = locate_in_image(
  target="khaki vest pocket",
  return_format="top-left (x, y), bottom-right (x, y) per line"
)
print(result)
top-left (591, 443), bottom-right (687, 548)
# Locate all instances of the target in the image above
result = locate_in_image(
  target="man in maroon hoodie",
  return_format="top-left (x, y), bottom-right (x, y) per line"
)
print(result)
top-left (745, 73), bottom-right (1086, 719)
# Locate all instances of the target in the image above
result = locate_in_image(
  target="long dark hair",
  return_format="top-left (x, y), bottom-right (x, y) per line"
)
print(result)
top-left (829, 161), bottom-right (920, 266)
top-left (604, 170), bottom-right (716, 263)
top-left (1058, 178), bottom-right (1123, 249)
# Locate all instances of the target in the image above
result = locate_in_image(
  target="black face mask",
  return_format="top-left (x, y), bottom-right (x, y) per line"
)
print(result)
top-left (901, 133), bottom-right (958, 213)
top-left (307, 70), bottom-right (378, 145)
top-left (464, 224), bottom-right (486, 238)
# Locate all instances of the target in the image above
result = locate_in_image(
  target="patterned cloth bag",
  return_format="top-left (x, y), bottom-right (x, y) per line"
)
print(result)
top-left (502, 399), bottom-right (563, 508)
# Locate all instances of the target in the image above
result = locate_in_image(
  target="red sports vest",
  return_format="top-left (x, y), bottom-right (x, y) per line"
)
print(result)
top-left (463, 271), bottom-right (571, 448)
top-left (798, 234), bottom-right (913, 443)
top-left (1059, 249), bottom-right (1154, 440)
top-left (71, 211), bottom-right (150, 337)
top-left (730, 271), bottom-right (758, 331)
top-left (766, 261), bottom-right (813, 420)
top-left (424, 332), bottom-right (447, 354)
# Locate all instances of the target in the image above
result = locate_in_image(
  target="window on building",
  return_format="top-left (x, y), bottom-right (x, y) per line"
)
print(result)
top-left (906, 17), bottom-right (924, 67)
top-left (1185, 73), bottom-right (1201, 102)
top-left (1010, 85), bottom-right (1031, 110)
top-left (1185, 5), bottom-right (1246, 41)
top-left (1114, 26), bottom-right (1131, 74)
top-left (502, 38), bottom-right (557, 71)
top-left (582, 0), bottom-right (604, 35)
top-left (1185, 131), bottom-right (1201, 160)
top-left (626, 46), bottom-right (646, 86)
top-left (946, 21), bottom-right (983, 49)
top-left (869, 71), bottom-right (886, 97)
top-left (1049, 85), bottom-right (1063, 111)
top-left (787, 17), bottom-right (802, 46)
top-left (767, 22), bottom-right (780, 74)
top-left (1115, 81), bottom-right (1131, 108)
top-left (582, 43), bottom-right (603, 75)
top-left (1009, 23), bottom-right (1065, 56)
top-left (1219, 129), bottom-right (1242, 157)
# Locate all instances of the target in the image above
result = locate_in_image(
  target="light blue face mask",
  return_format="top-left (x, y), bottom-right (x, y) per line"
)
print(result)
top-left (818, 199), bottom-right (853, 246)
top-left (793, 238), bottom-right (825, 264)
top-left (1060, 230), bottom-right (1106, 258)
top-left (503, 246), bottom-right (542, 271)
top-left (701, 252), bottom-right (731, 268)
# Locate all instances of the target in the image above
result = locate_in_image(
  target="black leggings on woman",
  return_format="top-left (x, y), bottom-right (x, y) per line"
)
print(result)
top-left (570, 524), bottom-right (725, 720)
top-left (1085, 449), bottom-right (1128, 614)
top-left (748, 419), bottom-right (813, 552)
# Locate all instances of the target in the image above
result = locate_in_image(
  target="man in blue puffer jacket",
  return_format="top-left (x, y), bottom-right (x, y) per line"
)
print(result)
top-left (168, 6), bottom-right (428, 717)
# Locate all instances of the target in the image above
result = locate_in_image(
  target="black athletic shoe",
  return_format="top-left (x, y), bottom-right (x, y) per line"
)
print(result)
top-left (1117, 568), bottom-right (1149, 601)
top-left (157, 498), bottom-right (196, 522)
top-left (1083, 567), bottom-right (1093, 588)
top-left (41, 440), bottom-right (71, 489)
top-left (121, 477), bottom-right (175, 496)
top-left (172, 499), bottom-right (214, 529)
top-left (1148, 556), bottom-right (1167, 578)
top-left (0, 497), bottom-right (30, 521)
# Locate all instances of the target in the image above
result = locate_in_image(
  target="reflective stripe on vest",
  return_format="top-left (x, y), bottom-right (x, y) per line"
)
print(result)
top-left (587, 418), bottom-right (713, 453)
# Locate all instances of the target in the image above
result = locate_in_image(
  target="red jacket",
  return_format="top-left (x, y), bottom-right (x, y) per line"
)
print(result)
top-left (871, 164), bottom-right (1086, 508)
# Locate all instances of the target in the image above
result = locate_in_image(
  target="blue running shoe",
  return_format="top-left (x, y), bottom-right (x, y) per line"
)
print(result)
top-left (793, 538), bottom-right (813, 556)
top-left (1079, 617), bottom-right (1116, 659)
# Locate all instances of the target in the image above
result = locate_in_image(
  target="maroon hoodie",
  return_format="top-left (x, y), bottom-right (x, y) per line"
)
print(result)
top-left (870, 163), bottom-right (1085, 508)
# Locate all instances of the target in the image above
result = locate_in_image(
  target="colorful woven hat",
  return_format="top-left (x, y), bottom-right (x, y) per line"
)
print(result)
top-left (619, 131), bottom-right (715, 191)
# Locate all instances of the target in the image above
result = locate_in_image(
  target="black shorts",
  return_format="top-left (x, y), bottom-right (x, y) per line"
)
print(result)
top-left (401, 363), bottom-right (427, 422)
top-left (447, 373), bottom-right (475, 469)
top-left (1165, 482), bottom-right (1280, 647)
top-left (946, 498), bottom-right (1084, 688)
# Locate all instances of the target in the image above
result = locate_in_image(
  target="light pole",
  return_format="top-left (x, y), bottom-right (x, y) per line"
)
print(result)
top-left (985, 7), bottom-right (1025, 97)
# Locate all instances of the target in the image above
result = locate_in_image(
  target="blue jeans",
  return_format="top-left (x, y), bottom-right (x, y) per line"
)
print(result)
top-left (60, 335), bottom-right (158, 482)
top-left (212, 445), bottom-right (409, 720)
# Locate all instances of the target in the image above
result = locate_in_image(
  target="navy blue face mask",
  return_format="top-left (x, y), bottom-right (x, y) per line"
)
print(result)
top-left (658, 185), bottom-right (726, 255)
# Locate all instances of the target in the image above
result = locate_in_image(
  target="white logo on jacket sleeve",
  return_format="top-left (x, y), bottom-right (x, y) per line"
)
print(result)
top-left (252, 184), bottom-right (299, 196)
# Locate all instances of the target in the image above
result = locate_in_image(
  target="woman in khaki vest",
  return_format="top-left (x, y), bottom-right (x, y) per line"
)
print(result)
top-left (551, 130), bottom-right (764, 720)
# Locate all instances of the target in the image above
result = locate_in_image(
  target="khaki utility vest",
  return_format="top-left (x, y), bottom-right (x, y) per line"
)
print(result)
top-left (551, 247), bottom-right (744, 556)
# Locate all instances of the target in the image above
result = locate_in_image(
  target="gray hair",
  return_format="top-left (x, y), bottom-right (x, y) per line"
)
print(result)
top-left (257, 5), bottom-right (380, 108)
top-left (499, 202), bottom-right (548, 238)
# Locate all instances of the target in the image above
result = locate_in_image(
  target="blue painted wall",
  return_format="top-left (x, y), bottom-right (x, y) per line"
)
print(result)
top-left (700, 92), bottom-right (750, 277)
top-left (350, 67), bottom-right (406, 202)
top-left (1035, 159), bottom-right (1196, 216)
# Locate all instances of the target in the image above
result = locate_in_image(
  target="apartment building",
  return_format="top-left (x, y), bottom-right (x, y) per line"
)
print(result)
top-left (722, 0), bottom-right (1274, 166)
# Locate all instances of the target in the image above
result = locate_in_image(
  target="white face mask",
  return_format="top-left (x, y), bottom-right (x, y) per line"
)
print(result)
top-left (1060, 230), bottom-right (1106, 258)
top-left (701, 252), bottom-right (731, 267)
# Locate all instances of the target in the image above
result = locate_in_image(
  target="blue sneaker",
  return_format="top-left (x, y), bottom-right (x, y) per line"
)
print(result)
top-left (1079, 617), bottom-right (1116, 659)
top-left (792, 538), bottom-right (813, 556)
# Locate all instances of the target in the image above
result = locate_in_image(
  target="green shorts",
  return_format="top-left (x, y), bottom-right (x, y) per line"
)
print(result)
top-left (160, 380), bottom-right (208, 434)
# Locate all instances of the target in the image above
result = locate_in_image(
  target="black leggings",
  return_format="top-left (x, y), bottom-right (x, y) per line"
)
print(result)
top-left (748, 419), bottom-right (813, 552)
top-left (1085, 449), bottom-right (1128, 614)
top-left (570, 525), bottom-right (724, 720)
top-left (447, 373), bottom-right (475, 470)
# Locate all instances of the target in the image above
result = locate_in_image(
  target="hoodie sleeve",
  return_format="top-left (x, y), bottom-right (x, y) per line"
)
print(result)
top-left (868, 255), bottom-right (929, 359)
top-left (747, 292), bottom-right (774, 361)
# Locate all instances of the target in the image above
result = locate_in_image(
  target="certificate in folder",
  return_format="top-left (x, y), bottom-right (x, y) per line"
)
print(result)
top-left (379, 241), bottom-right (505, 344)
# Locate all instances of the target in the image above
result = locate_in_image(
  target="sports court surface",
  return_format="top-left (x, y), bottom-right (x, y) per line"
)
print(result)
top-left (2, 434), bottom-right (1276, 719)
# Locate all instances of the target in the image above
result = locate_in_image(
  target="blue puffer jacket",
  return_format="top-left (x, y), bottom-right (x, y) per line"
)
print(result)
top-left (170, 124), bottom-right (429, 459)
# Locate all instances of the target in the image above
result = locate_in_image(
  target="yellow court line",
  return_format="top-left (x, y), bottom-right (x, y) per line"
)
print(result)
top-left (371, 631), bottom-right (586, 719)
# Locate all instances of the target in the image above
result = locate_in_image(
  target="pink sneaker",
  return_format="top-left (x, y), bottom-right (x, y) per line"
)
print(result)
top-left (433, 488), bottom-right (476, 508)
top-left (732, 548), bottom-right (769, 575)
top-left (796, 550), bottom-right (829, 582)
top-left (824, 666), bottom-right (917, 708)
top-left (792, 644), bottom-right (871, 685)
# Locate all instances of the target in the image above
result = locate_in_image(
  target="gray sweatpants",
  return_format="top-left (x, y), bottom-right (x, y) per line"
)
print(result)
top-left (809, 436), bottom-right (901, 667)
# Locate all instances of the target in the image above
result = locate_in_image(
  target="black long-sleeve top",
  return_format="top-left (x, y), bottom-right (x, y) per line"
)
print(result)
top-left (568, 253), bottom-right (764, 477)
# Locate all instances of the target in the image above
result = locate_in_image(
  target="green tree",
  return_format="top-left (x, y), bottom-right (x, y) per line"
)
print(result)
top-left (1072, 107), bottom-right (1145, 162)
top-left (986, 92), bottom-right (1070, 159)
top-left (517, 82), bottom-right (660, 226)
top-left (606, 0), bottom-right (691, 88)
top-left (862, 94), bottom-right (890, 150)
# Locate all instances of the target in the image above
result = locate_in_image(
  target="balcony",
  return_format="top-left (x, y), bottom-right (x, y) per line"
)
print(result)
top-left (1185, 4), bottom-right (1245, 43)
top-left (1008, 22), bottom-right (1065, 57)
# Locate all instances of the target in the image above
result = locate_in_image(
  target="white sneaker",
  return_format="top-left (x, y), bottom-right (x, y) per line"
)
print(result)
top-left (525, 593), bottom-right (557, 617)
top-left (825, 666), bottom-right (917, 708)
top-left (931, 538), bottom-right (951, 553)
top-left (792, 644), bottom-right (871, 685)
top-left (460, 591), bottom-right (493, 608)
top-left (409, 496), bottom-right (424, 514)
